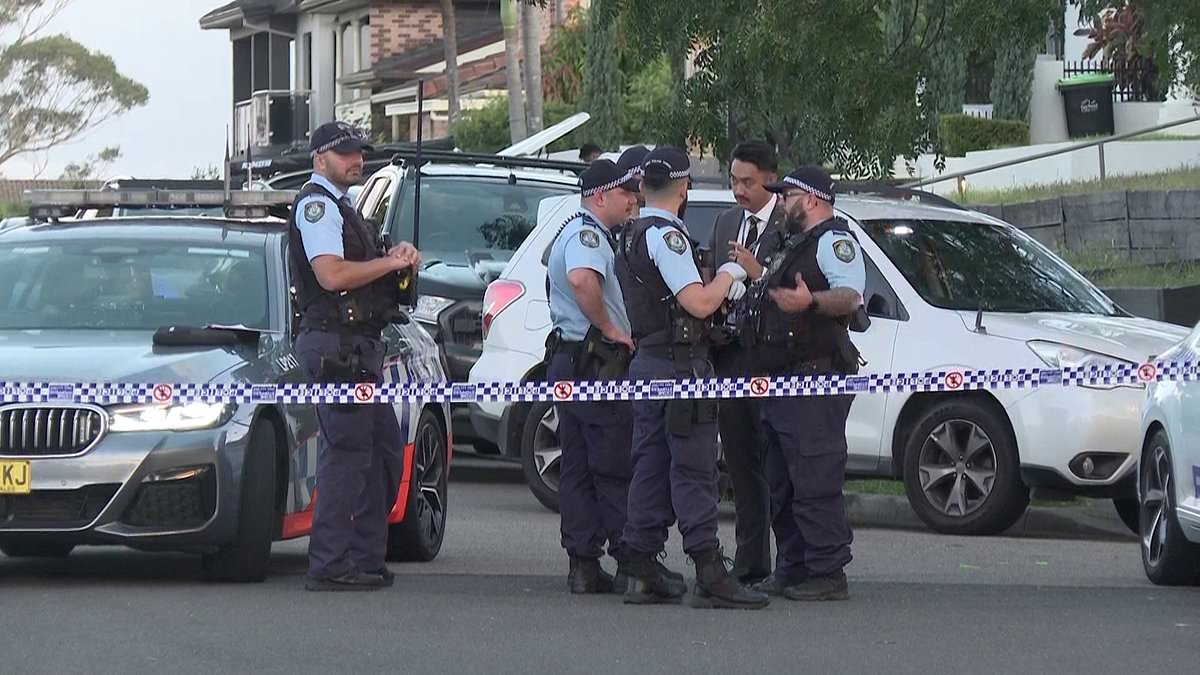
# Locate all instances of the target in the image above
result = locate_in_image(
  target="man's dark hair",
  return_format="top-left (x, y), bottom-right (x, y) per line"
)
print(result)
top-left (579, 143), bottom-right (603, 161)
top-left (730, 140), bottom-right (779, 174)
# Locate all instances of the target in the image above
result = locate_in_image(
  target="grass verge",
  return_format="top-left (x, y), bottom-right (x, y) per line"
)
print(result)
top-left (956, 166), bottom-right (1200, 206)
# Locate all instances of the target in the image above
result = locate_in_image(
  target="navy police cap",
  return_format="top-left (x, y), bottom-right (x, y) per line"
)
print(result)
top-left (580, 158), bottom-right (639, 198)
top-left (641, 146), bottom-right (690, 181)
top-left (310, 121), bottom-right (375, 155)
top-left (764, 165), bottom-right (835, 204)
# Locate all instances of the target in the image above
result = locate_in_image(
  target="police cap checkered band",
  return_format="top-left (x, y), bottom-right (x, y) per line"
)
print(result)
top-left (764, 166), bottom-right (835, 203)
top-left (641, 146), bottom-right (690, 180)
top-left (310, 121), bottom-right (375, 154)
top-left (617, 145), bottom-right (651, 175)
top-left (580, 159), bottom-right (639, 197)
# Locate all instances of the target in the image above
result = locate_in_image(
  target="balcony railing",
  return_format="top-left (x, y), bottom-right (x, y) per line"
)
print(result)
top-left (232, 90), bottom-right (312, 157)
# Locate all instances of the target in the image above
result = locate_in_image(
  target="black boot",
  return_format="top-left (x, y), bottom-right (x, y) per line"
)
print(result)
top-left (568, 556), bottom-right (614, 594)
top-left (783, 570), bottom-right (849, 601)
top-left (690, 550), bottom-right (769, 610)
top-left (750, 573), bottom-right (794, 597)
top-left (623, 552), bottom-right (686, 605)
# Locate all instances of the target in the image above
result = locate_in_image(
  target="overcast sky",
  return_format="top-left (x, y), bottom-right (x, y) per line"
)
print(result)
top-left (4, 0), bottom-right (233, 179)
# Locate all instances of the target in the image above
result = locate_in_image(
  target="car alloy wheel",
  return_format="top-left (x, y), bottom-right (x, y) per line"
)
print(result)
top-left (520, 401), bottom-right (562, 512)
top-left (387, 408), bottom-right (449, 562)
top-left (532, 405), bottom-right (562, 493)
top-left (917, 419), bottom-right (998, 518)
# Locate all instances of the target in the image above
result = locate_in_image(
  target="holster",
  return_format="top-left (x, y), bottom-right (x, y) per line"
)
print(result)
top-left (580, 326), bottom-right (632, 381)
top-left (665, 344), bottom-right (717, 437)
top-left (316, 334), bottom-right (381, 411)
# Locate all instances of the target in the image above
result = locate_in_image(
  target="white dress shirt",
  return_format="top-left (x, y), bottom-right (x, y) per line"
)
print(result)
top-left (734, 194), bottom-right (778, 254)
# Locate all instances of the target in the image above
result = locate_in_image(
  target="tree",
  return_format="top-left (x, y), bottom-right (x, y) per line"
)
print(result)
top-left (1072, 0), bottom-right (1200, 98)
top-left (501, 0), bottom-right (526, 142)
top-left (440, 0), bottom-right (461, 123)
top-left (581, 0), bottom-right (622, 149)
top-left (58, 144), bottom-right (118, 183)
top-left (0, 0), bottom-right (149, 170)
top-left (521, 2), bottom-right (545, 134)
top-left (621, 0), bottom-right (1057, 177)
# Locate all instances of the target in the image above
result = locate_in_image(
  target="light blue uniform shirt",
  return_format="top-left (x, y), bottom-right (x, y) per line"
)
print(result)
top-left (641, 207), bottom-right (702, 295)
top-left (294, 174), bottom-right (349, 261)
top-left (814, 229), bottom-right (866, 295)
top-left (547, 209), bottom-right (631, 341)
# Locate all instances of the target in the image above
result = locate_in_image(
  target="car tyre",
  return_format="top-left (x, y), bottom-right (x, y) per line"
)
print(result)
top-left (0, 541), bottom-right (75, 558)
top-left (202, 422), bottom-right (276, 583)
top-left (387, 408), bottom-right (449, 562)
top-left (1139, 430), bottom-right (1200, 586)
top-left (520, 401), bottom-right (561, 513)
top-left (1113, 497), bottom-right (1140, 535)
top-left (902, 398), bottom-right (1029, 535)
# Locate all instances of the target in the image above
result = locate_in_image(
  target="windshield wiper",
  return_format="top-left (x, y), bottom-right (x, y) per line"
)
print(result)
top-left (153, 324), bottom-right (276, 346)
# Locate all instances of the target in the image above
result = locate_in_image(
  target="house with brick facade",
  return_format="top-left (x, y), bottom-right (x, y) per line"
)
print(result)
top-left (199, 0), bottom-right (584, 175)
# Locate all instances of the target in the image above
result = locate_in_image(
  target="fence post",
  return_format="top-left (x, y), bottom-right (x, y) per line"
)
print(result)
top-left (1098, 141), bottom-right (1106, 182)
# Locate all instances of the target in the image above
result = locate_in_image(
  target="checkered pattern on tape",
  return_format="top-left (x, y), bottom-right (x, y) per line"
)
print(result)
top-left (1063, 363), bottom-right (1138, 387)
top-left (961, 369), bottom-right (1040, 390)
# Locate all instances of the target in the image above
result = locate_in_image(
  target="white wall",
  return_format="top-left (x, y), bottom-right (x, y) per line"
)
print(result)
top-left (1030, 55), bottom-right (1069, 144)
top-left (896, 140), bottom-right (1200, 196)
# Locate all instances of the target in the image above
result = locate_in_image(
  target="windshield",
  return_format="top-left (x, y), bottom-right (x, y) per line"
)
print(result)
top-left (388, 175), bottom-right (576, 265)
top-left (0, 239), bottom-right (270, 330)
top-left (861, 218), bottom-right (1118, 315)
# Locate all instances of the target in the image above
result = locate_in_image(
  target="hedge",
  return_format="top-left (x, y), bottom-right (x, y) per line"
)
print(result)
top-left (940, 114), bottom-right (1030, 156)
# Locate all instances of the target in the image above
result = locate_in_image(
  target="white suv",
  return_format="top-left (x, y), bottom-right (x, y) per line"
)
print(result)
top-left (469, 187), bottom-right (1189, 536)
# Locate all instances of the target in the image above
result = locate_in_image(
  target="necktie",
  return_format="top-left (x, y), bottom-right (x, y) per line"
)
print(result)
top-left (743, 215), bottom-right (761, 249)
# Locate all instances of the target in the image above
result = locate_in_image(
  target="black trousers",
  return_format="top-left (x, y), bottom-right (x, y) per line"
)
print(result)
top-left (713, 345), bottom-right (772, 582)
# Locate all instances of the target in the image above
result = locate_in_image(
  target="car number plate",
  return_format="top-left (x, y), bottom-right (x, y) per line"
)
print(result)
top-left (0, 460), bottom-right (31, 495)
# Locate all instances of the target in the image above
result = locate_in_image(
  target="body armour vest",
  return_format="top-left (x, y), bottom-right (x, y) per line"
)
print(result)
top-left (615, 215), bottom-right (708, 348)
top-left (743, 217), bottom-right (854, 372)
top-left (287, 181), bottom-right (394, 335)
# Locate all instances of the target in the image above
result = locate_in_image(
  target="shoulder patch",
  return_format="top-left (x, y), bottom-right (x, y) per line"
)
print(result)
top-left (579, 229), bottom-right (601, 249)
top-left (663, 230), bottom-right (687, 255)
top-left (303, 200), bottom-right (326, 223)
top-left (832, 238), bottom-right (856, 263)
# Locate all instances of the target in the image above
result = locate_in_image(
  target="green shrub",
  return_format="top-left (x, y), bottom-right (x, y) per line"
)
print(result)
top-left (939, 114), bottom-right (1030, 156)
top-left (450, 97), bottom-right (585, 154)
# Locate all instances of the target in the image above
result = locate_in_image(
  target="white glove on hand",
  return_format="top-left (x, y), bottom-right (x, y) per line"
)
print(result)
top-left (717, 261), bottom-right (748, 283)
top-left (726, 280), bottom-right (747, 302)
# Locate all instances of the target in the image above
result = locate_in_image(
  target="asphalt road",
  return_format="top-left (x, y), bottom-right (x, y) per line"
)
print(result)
top-left (2, 460), bottom-right (1197, 675)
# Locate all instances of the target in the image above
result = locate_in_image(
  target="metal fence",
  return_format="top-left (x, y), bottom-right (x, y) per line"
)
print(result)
top-left (1062, 59), bottom-right (1164, 103)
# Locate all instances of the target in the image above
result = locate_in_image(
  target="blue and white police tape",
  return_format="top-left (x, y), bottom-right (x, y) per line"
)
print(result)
top-left (2, 361), bottom-right (1199, 406)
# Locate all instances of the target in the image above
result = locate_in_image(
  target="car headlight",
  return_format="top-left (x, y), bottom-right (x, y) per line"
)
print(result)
top-left (412, 295), bottom-right (455, 323)
top-left (108, 402), bottom-right (233, 432)
top-left (1027, 340), bottom-right (1139, 388)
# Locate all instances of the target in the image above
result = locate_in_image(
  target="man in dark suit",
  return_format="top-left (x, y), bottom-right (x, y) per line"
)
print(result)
top-left (707, 140), bottom-right (785, 584)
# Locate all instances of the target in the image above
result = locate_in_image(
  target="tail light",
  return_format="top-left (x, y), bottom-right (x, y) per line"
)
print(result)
top-left (482, 279), bottom-right (525, 339)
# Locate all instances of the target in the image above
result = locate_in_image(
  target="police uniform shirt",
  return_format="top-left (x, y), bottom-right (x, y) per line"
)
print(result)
top-left (814, 229), bottom-right (866, 297)
top-left (640, 207), bottom-right (703, 296)
top-left (548, 209), bottom-right (631, 341)
top-left (295, 174), bottom-right (351, 261)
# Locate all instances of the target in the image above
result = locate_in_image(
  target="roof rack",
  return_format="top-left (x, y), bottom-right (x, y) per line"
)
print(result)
top-left (388, 148), bottom-right (588, 174)
top-left (24, 189), bottom-right (299, 221)
top-left (837, 182), bottom-right (967, 211)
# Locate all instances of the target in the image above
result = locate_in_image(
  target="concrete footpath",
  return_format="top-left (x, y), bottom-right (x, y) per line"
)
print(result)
top-left (448, 453), bottom-right (1137, 542)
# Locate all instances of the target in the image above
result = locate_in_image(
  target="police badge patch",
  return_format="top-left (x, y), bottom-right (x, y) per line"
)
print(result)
top-left (832, 239), bottom-right (856, 263)
top-left (579, 229), bottom-right (601, 248)
top-left (663, 230), bottom-right (687, 254)
top-left (304, 200), bottom-right (326, 223)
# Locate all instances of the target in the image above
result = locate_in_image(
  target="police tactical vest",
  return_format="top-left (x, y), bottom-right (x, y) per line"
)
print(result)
top-left (745, 217), bottom-right (854, 372)
top-left (287, 181), bottom-right (392, 334)
top-left (615, 215), bottom-right (708, 348)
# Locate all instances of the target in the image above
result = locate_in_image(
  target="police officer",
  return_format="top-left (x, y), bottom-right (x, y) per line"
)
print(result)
top-left (616, 147), bottom-right (768, 610)
top-left (288, 121), bottom-right (421, 592)
top-left (616, 145), bottom-right (650, 216)
top-left (545, 159), bottom-right (640, 593)
top-left (744, 166), bottom-right (865, 601)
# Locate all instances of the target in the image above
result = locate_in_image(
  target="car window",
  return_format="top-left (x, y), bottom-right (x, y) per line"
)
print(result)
top-left (863, 251), bottom-right (907, 320)
top-left (860, 218), bottom-right (1118, 316)
top-left (387, 175), bottom-right (577, 265)
top-left (0, 239), bottom-right (270, 330)
top-left (681, 202), bottom-right (728, 250)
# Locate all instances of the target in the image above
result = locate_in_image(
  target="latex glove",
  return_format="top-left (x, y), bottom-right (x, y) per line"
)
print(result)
top-left (726, 280), bottom-right (747, 302)
top-left (717, 261), bottom-right (748, 284)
